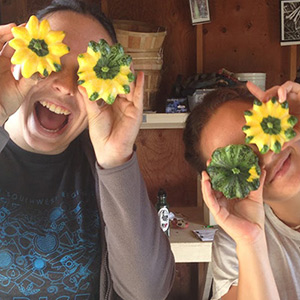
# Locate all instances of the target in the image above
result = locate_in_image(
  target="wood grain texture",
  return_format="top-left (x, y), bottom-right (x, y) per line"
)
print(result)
top-left (290, 45), bottom-right (297, 81)
top-left (136, 129), bottom-right (198, 207)
top-left (104, 0), bottom-right (292, 111)
top-left (0, 0), bottom-right (29, 23)
top-left (202, 0), bottom-right (290, 88)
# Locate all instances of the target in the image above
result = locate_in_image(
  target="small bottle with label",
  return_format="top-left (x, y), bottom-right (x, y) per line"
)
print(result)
top-left (156, 188), bottom-right (170, 237)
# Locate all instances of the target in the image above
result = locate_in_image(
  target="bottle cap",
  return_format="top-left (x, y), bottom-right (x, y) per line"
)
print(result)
top-left (158, 188), bottom-right (167, 198)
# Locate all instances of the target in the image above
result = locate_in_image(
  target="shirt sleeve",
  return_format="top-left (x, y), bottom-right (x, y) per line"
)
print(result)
top-left (0, 127), bottom-right (9, 153)
top-left (211, 227), bottom-right (239, 300)
top-left (96, 152), bottom-right (175, 300)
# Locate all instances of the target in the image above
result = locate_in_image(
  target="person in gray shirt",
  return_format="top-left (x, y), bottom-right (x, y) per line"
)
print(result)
top-left (183, 82), bottom-right (300, 300)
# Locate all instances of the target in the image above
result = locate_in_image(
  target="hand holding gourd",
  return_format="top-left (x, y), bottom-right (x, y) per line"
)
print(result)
top-left (201, 168), bottom-right (267, 245)
top-left (79, 71), bottom-right (144, 169)
top-left (248, 80), bottom-right (300, 110)
top-left (247, 80), bottom-right (300, 134)
top-left (0, 23), bottom-right (37, 126)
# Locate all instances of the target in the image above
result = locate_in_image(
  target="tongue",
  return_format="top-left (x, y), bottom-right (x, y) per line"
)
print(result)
top-left (36, 102), bottom-right (68, 131)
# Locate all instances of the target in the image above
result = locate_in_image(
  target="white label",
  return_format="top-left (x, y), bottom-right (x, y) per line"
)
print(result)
top-left (158, 207), bottom-right (169, 232)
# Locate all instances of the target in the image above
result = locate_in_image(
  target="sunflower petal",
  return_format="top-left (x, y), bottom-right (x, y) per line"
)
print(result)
top-left (44, 30), bottom-right (66, 44)
top-left (48, 43), bottom-right (70, 56)
top-left (11, 48), bottom-right (31, 64)
top-left (8, 38), bottom-right (28, 50)
top-left (39, 19), bottom-right (51, 39)
top-left (22, 55), bottom-right (39, 78)
top-left (11, 27), bottom-right (31, 42)
top-left (26, 15), bottom-right (39, 39)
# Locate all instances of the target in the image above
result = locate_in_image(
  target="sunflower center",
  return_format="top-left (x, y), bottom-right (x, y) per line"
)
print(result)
top-left (93, 59), bottom-right (120, 80)
top-left (261, 116), bottom-right (281, 135)
top-left (231, 167), bottom-right (240, 174)
top-left (101, 66), bottom-right (109, 73)
top-left (28, 38), bottom-right (49, 57)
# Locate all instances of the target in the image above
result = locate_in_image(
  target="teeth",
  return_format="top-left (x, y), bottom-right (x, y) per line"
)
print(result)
top-left (39, 101), bottom-right (71, 115)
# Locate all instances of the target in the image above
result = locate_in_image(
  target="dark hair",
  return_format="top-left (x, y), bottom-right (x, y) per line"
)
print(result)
top-left (183, 85), bottom-right (255, 173)
top-left (35, 0), bottom-right (117, 43)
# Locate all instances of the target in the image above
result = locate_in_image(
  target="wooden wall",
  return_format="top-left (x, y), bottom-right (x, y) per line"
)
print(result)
top-left (105, 0), bottom-right (292, 109)
top-left (136, 129), bottom-right (197, 207)
top-left (203, 1), bottom-right (291, 86)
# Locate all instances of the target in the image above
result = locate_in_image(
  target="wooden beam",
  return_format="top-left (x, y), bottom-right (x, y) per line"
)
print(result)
top-left (196, 24), bottom-right (203, 73)
top-left (290, 45), bottom-right (297, 81)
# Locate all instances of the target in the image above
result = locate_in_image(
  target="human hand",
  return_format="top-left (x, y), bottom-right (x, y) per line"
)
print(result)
top-left (247, 80), bottom-right (300, 129)
top-left (201, 168), bottom-right (266, 245)
top-left (0, 23), bottom-right (38, 125)
top-left (80, 71), bottom-right (144, 168)
top-left (247, 80), bottom-right (300, 103)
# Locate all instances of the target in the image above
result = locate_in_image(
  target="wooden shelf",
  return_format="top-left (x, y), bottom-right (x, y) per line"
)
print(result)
top-left (169, 206), bottom-right (213, 263)
top-left (141, 113), bottom-right (188, 129)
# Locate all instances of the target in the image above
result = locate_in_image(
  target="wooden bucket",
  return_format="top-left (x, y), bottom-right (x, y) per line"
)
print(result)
top-left (130, 51), bottom-right (163, 71)
top-left (142, 70), bottom-right (162, 111)
top-left (113, 20), bottom-right (167, 52)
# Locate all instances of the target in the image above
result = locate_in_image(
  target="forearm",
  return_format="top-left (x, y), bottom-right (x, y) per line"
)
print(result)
top-left (96, 153), bottom-right (175, 300)
top-left (236, 234), bottom-right (280, 300)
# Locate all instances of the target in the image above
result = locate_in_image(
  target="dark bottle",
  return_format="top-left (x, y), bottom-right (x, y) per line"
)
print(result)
top-left (156, 188), bottom-right (170, 237)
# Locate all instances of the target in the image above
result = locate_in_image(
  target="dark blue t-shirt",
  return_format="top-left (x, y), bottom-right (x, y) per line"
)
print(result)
top-left (0, 136), bottom-right (101, 299)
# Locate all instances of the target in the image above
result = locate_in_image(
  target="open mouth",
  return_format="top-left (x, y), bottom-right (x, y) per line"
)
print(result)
top-left (35, 101), bottom-right (71, 133)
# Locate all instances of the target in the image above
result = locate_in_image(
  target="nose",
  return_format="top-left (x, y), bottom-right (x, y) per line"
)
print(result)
top-left (51, 65), bottom-right (78, 96)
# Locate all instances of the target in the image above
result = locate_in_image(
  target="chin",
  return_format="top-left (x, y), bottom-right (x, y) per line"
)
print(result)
top-left (23, 132), bottom-right (70, 155)
top-left (264, 179), bottom-right (300, 202)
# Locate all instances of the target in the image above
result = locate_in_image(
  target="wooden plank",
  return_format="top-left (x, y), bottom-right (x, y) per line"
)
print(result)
top-left (200, 262), bottom-right (213, 300)
top-left (290, 45), bottom-right (297, 81)
top-left (141, 112), bottom-right (188, 129)
top-left (196, 24), bottom-right (203, 73)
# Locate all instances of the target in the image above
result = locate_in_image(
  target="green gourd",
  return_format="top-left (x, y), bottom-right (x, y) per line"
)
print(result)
top-left (207, 144), bottom-right (261, 199)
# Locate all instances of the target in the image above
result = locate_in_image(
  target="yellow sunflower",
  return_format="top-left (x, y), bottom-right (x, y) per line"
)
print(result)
top-left (9, 15), bottom-right (70, 78)
top-left (77, 39), bottom-right (135, 104)
top-left (242, 98), bottom-right (298, 153)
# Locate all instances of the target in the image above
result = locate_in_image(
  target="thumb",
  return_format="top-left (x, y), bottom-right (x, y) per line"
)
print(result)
top-left (18, 74), bottom-right (39, 98)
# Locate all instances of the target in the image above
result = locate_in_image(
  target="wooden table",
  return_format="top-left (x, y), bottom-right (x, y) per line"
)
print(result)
top-left (169, 206), bottom-right (214, 300)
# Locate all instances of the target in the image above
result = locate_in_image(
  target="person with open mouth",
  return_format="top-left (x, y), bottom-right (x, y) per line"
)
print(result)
top-left (0, 0), bottom-right (175, 299)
